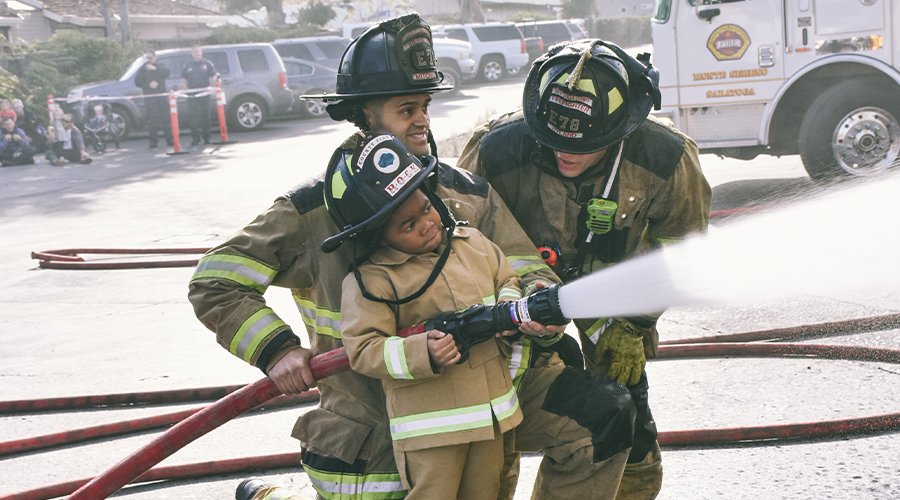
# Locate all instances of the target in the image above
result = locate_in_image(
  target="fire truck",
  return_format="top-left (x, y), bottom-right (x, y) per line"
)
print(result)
top-left (650, 0), bottom-right (898, 180)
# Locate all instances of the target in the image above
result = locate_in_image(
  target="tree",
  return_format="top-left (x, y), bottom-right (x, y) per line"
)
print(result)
top-left (460, 0), bottom-right (485, 23)
top-left (220, 0), bottom-right (287, 28)
top-left (562, 0), bottom-right (594, 19)
top-left (296, 1), bottom-right (336, 28)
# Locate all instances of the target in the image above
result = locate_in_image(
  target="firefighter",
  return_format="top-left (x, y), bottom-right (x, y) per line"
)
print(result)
top-left (457, 39), bottom-right (713, 499)
top-left (191, 15), bottom-right (633, 500)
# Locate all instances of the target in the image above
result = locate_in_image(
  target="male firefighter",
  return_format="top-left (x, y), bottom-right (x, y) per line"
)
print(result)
top-left (457, 39), bottom-right (712, 499)
top-left (190, 15), bottom-right (635, 500)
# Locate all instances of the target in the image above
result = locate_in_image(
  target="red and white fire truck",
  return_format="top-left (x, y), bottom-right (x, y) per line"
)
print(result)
top-left (650, 0), bottom-right (898, 180)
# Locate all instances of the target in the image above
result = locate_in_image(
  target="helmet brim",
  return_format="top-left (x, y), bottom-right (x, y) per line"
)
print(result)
top-left (321, 153), bottom-right (439, 253)
top-left (302, 84), bottom-right (454, 102)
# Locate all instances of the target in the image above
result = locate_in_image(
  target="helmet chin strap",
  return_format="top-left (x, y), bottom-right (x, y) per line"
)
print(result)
top-left (350, 186), bottom-right (458, 306)
top-left (351, 226), bottom-right (455, 306)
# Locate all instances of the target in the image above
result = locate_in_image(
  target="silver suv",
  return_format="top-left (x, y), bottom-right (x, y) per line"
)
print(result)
top-left (64, 43), bottom-right (293, 137)
top-left (433, 23), bottom-right (529, 82)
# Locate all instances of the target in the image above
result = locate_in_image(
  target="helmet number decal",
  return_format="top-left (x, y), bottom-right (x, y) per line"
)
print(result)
top-left (548, 110), bottom-right (583, 139)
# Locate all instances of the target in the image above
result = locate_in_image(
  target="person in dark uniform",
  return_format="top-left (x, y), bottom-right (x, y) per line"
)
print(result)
top-left (180, 44), bottom-right (218, 146)
top-left (135, 50), bottom-right (173, 149)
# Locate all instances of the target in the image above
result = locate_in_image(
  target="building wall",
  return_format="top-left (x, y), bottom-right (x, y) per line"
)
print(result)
top-left (10, 11), bottom-right (52, 43)
top-left (595, 0), bottom-right (654, 18)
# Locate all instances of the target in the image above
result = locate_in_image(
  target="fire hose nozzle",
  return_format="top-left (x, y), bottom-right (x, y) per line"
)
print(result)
top-left (420, 285), bottom-right (569, 362)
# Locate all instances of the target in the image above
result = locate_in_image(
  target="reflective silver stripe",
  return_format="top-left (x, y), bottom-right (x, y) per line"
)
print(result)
top-left (587, 318), bottom-right (614, 345)
top-left (491, 386), bottom-right (520, 422)
top-left (390, 404), bottom-right (493, 440)
top-left (384, 336), bottom-right (412, 380)
top-left (230, 308), bottom-right (287, 362)
top-left (304, 466), bottom-right (405, 499)
top-left (506, 254), bottom-right (551, 276)
top-left (497, 287), bottom-right (521, 302)
top-left (294, 296), bottom-right (342, 339)
top-left (192, 254), bottom-right (276, 292)
top-left (508, 338), bottom-right (530, 389)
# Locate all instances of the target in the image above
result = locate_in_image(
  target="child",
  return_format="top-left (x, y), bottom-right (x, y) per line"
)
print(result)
top-left (323, 132), bottom-right (523, 499)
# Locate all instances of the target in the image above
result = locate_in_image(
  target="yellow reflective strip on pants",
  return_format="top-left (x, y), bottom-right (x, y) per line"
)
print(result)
top-left (230, 307), bottom-right (287, 362)
top-left (390, 403), bottom-right (494, 440)
top-left (384, 337), bottom-right (412, 380)
top-left (191, 254), bottom-right (276, 292)
top-left (482, 295), bottom-right (497, 305)
top-left (304, 465), bottom-right (406, 500)
top-left (294, 296), bottom-right (342, 339)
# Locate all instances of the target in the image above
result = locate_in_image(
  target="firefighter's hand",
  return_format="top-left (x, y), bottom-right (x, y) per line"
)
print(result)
top-left (267, 347), bottom-right (317, 395)
top-left (427, 330), bottom-right (461, 367)
top-left (594, 319), bottom-right (648, 386)
top-left (519, 321), bottom-right (567, 338)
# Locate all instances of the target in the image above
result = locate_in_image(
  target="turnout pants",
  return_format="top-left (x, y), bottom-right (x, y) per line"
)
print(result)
top-left (511, 354), bottom-right (629, 500)
top-left (398, 429), bottom-right (504, 500)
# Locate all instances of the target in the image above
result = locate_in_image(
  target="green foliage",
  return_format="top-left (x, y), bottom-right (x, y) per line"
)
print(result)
top-left (296, 1), bottom-right (335, 28)
top-left (562, 0), bottom-right (594, 18)
top-left (44, 30), bottom-right (127, 84)
top-left (206, 24), bottom-right (277, 44)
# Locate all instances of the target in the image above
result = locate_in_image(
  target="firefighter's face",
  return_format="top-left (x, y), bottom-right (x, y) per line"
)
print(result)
top-left (554, 148), bottom-right (608, 178)
top-left (364, 94), bottom-right (431, 156)
top-left (382, 189), bottom-right (443, 254)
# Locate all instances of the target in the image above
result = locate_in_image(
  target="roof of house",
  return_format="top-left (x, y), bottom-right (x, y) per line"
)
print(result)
top-left (16, 0), bottom-right (224, 18)
top-left (0, 3), bottom-right (21, 18)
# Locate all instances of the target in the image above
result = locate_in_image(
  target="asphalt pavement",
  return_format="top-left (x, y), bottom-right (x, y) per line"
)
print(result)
top-left (1, 95), bottom-right (898, 499)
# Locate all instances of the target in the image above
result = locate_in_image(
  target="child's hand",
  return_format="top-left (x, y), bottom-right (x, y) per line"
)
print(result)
top-left (426, 330), bottom-right (460, 367)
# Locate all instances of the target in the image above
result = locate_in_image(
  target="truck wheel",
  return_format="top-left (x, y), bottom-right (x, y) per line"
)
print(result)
top-left (799, 79), bottom-right (900, 181)
top-left (480, 57), bottom-right (505, 82)
top-left (230, 96), bottom-right (267, 131)
top-left (438, 65), bottom-right (461, 96)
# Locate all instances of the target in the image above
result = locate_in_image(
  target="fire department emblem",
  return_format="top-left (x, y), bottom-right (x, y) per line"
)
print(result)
top-left (707, 24), bottom-right (751, 61)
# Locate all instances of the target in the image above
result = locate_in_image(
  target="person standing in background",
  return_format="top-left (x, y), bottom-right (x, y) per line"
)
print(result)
top-left (135, 50), bottom-right (173, 149)
top-left (180, 44), bottom-right (218, 147)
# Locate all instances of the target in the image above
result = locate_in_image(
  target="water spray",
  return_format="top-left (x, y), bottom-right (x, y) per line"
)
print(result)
top-left (559, 174), bottom-right (900, 319)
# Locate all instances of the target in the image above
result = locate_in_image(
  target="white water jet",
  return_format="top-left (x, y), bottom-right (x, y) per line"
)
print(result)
top-left (558, 173), bottom-right (900, 319)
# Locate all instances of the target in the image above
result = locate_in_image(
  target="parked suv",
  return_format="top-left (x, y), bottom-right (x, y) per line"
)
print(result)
top-left (64, 43), bottom-right (293, 138)
top-left (341, 23), bottom-right (477, 95)
top-left (273, 36), bottom-right (348, 71)
top-left (433, 23), bottom-right (529, 82)
top-left (516, 19), bottom-right (587, 48)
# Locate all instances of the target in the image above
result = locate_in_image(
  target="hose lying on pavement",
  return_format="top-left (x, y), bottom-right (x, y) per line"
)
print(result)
top-left (4, 341), bottom-right (895, 500)
top-left (0, 391), bottom-right (320, 457)
top-left (3, 318), bottom-right (898, 499)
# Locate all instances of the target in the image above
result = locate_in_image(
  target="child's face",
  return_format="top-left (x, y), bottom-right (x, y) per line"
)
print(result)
top-left (94, 105), bottom-right (104, 116)
top-left (382, 189), bottom-right (444, 254)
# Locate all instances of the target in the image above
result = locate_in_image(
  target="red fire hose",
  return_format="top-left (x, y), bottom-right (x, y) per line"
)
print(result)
top-left (0, 391), bottom-right (320, 457)
top-left (30, 248), bottom-right (208, 270)
top-left (4, 319), bottom-right (898, 499)
top-left (67, 348), bottom-right (348, 499)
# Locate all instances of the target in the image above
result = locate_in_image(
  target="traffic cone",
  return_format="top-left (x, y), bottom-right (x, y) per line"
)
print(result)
top-left (166, 90), bottom-right (189, 155)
